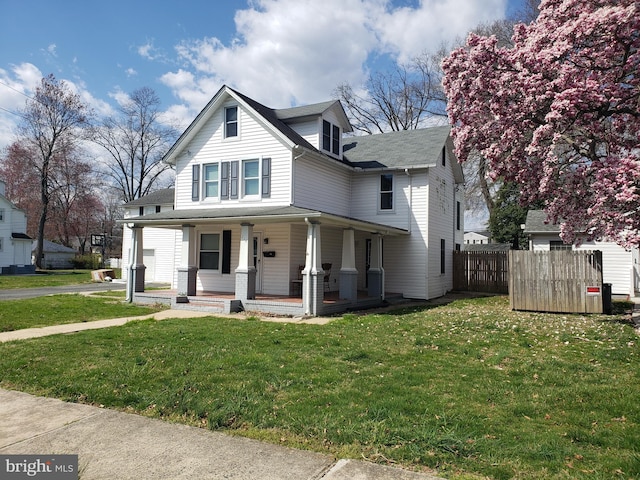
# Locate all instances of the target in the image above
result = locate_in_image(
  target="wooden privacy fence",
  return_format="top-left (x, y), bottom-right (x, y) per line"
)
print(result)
top-left (453, 251), bottom-right (509, 294)
top-left (509, 250), bottom-right (603, 313)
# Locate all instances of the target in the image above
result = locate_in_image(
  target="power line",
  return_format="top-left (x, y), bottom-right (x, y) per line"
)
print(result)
top-left (0, 80), bottom-right (35, 102)
top-left (0, 105), bottom-right (26, 119)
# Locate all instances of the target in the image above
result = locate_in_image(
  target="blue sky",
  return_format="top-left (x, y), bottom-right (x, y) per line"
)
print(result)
top-left (0, 0), bottom-right (523, 151)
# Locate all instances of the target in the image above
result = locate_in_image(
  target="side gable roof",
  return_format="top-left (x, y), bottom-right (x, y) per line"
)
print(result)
top-left (343, 126), bottom-right (464, 182)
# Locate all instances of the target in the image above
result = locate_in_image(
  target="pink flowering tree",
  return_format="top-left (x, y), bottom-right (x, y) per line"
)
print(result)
top-left (442, 0), bottom-right (639, 248)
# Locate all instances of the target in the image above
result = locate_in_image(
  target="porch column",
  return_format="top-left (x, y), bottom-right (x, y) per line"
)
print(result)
top-left (367, 233), bottom-right (384, 300)
top-left (303, 220), bottom-right (324, 316)
top-left (235, 223), bottom-right (256, 301)
top-left (131, 225), bottom-right (146, 293)
top-left (339, 228), bottom-right (358, 304)
top-left (177, 224), bottom-right (198, 296)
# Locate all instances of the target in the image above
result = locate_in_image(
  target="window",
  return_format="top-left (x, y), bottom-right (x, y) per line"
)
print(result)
top-left (440, 239), bottom-right (446, 274)
top-left (0, 209), bottom-right (4, 221)
top-left (322, 120), bottom-right (331, 151)
top-left (138, 206), bottom-right (144, 216)
top-left (550, 241), bottom-right (572, 251)
top-left (155, 205), bottom-right (161, 213)
top-left (456, 201), bottom-right (461, 230)
top-left (322, 120), bottom-right (340, 155)
top-left (0, 238), bottom-right (3, 251)
top-left (380, 174), bottom-right (393, 210)
top-left (441, 147), bottom-right (446, 167)
top-left (243, 159), bottom-right (259, 196)
top-left (225, 106), bottom-right (238, 138)
top-left (200, 233), bottom-right (220, 270)
top-left (204, 163), bottom-right (219, 198)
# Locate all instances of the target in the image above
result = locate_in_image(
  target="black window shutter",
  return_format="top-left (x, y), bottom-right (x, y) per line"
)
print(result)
top-left (230, 161), bottom-right (239, 199)
top-left (261, 157), bottom-right (271, 198)
top-left (222, 230), bottom-right (232, 274)
top-left (192, 164), bottom-right (200, 201)
top-left (221, 162), bottom-right (229, 200)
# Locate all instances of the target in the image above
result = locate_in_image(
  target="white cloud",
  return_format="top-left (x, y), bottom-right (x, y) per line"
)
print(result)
top-left (125, 68), bottom-right (137, 77)
top-left (47, 44), bottom-right (58, 57)
top-left (160, 0), bottom-right (508, 121)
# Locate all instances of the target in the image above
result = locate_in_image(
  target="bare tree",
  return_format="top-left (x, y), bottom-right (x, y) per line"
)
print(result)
top-left (334, 1), bottom-right (541, 221)
top-left (335, 52), bottom-right (447, 134)
top-left (92, 87), bottom-right (178, 202)
top-left (16, 74), bottom-right (91, 268)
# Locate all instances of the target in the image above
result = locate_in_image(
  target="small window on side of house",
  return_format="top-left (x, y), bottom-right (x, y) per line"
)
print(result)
top-left (380, 174), bottom-right (393, 210)
top-left (155, 205), bottom-right (161, 213)
top-left (322, 120), bottom-right (331, 152)
top-left (440, 239), bottom-right (446, 274)
top-left (550, 240), bottom-right (572, 251)
top-left (456, 201), bottom-right (461, 231)
top-left (0, 209), bottom-right (4, 221)
top-left (139, 206), bottom-right (144, 216)
top-left (441, 147), bottom-right (446, 167)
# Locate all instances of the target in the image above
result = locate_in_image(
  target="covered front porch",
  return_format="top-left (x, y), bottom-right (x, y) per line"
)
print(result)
top-left (123, 206), bottom-right (408, 317)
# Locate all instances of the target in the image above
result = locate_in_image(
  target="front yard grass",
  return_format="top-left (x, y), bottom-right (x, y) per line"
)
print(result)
top-left (0, 296), bottom-right (637, 479)
top-left (0, 295), bottom-right (167, 332)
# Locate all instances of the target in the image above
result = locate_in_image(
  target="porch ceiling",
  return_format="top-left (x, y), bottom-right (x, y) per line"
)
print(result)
top-left (119, 205), bottom-right (408, 235)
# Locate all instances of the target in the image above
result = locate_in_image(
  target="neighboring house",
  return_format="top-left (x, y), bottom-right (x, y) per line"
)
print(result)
top-left (122, 188), bottom-right (177, 284)
top-left (0, 180), bottom-right (34, 274)
top-left (464, 243), bottom-right (511, 252)
top-left (524, 210), bottom-right (639, 296)
top-left (32, 240), bottom-right (76, 269)
top-left (464, 231), bottom-right (491, 245)
top-left (120, 85), bottom-right (464, 316)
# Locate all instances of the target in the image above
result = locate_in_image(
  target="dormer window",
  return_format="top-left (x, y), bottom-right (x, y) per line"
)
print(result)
top-left (322, 120), bottom-right (340, 156)
top-left (225, 106), bottom-right (238, 138)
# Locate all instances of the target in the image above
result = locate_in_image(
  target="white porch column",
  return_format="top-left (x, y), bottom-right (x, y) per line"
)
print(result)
top-left (303, 220), bottom-right (324, 316)
top-left (130, 225), bottom-right (146, 294)
top-left (339, 228), bottom-right (358, 303)
top-left (235, 223), bottom-right (256, 301)
top-left (177, 224), bottom-right (198, 296)
top-left (367, 233), bottom-right (384, 300)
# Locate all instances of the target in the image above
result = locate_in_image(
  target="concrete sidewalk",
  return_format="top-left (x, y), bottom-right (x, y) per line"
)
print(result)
top-left (0, 389), bottom-right (443, 480)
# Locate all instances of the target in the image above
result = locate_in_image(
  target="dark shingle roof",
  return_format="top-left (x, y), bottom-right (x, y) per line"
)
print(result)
top-left (343, 126), bottom-right (451, 169)
top-left (523, 210), bottom-right (560, 234)
top-left (275, 100), bottom-right (339, 120)
top-left (124, 188), bottom-right (175, 207)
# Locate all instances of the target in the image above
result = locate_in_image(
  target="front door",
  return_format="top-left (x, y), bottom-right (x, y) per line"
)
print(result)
top-left (253, 233), bottom-right (262, 293)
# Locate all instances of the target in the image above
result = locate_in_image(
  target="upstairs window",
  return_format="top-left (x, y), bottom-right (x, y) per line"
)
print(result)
top-left (204, 164), bottom-right (219, 198)
top-left (138, 206), bottom-right (144, 216)
top-left (0, 208), bottom-right (4, 221)
top-left (243, 159), bottom-right (260, 196)
top-left (380, 174), bottom-right (393, 210)
top-left (225, 106), bottom-right (238, 138)
top-left (322, 120), bottom-right (340, 155)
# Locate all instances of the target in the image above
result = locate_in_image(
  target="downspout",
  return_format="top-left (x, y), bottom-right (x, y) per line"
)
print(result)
top-left (404, 169), bottom-right (412, 234)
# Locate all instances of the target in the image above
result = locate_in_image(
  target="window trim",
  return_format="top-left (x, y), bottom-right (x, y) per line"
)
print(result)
top-left (321, 119), bottom-right (341, 156)
top-left (0, 208), bottom-right (5, 222)
top-left (242, 158), bottom-right (260, 198)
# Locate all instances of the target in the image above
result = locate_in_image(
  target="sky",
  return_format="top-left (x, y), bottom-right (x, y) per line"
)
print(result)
top-left (0, 0), bottom-right (524, 227)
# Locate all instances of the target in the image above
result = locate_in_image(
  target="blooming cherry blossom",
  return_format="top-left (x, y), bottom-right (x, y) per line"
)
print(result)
top-left (442, 0), bottom-right (639, 248)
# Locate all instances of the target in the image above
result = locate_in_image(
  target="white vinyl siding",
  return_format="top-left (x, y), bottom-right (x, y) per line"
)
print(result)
top-left (121, 221), bottom-right (177, 284)
top-left (293, 154), bottom-right (351, 216)
top-left (174, 101), bottom-right (291, 210)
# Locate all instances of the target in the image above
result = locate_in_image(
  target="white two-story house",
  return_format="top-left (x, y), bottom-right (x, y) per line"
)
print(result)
top-left (121, 85), bottom-right (464, 316)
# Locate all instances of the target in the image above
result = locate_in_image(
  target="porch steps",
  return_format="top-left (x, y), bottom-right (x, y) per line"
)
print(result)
top-left (170, 296), bottom-right (242, 314)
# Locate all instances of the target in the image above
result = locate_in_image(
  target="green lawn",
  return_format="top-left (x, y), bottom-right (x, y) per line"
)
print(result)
top-left (0, 295), bottom-right (167, 332)
top-left (0, 296), bottom-right (637, 479)
top-left (0, 270), bottom-right (95, 289)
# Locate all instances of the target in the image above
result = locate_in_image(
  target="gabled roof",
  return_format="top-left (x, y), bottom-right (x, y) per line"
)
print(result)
top-left (343, 126), bottom-right (464, 182)
top-left (31, 239), bottom-right (75, 253)
top-left (162, 85), bottom-right (352, 165)
top-left (523, 210), bottom-right (560, 234)
top-left (124, 188), bottom-right (175, 207)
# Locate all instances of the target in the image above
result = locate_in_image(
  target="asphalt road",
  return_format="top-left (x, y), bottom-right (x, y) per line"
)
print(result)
top-left (0, 282), bottom-right (169, 300)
